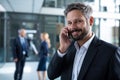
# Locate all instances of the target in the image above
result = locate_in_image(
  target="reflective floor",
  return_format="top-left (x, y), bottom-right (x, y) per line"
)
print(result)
top-left (0, 62), bottom-right (60, 80)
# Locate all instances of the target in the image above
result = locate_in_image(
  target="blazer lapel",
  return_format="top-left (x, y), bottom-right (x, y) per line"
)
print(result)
top-left (77, 36), bottom-right (100, 80)
top-left (17, 37), bottom-right (23, 48)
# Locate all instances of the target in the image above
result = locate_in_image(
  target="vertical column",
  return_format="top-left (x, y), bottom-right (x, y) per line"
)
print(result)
top-left (4, 12), bottom-right (7, 62)
top-left (119, 5), bottom-right (120, 46)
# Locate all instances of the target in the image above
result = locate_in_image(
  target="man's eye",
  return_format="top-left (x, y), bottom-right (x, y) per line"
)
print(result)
top-left (77, 20), bottom-right (83, 23)
top-left (68, 22), bottom-right (72, 25)
top-left (74, 20), bottom-right (83, 24)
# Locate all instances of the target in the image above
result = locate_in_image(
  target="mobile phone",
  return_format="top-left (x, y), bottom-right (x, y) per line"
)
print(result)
top-left (68, 31), bottom-right (73, 40)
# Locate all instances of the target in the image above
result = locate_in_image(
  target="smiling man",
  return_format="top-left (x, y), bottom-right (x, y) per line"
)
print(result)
top-left (47, 2), bottom-right (119, 80)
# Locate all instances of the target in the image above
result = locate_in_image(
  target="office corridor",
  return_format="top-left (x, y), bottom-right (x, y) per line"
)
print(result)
top-left (0, 62), bottom-right (60, 80)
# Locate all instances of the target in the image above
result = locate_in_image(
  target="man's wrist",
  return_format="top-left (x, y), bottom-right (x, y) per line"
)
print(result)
top-left (58, 48), bottom-right (66, 53)
top-left (57, 50), bottom-right (66, 57)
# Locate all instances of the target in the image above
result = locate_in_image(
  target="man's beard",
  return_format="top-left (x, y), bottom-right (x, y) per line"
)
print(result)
top-left (70, 29), bottom-right (88, 41)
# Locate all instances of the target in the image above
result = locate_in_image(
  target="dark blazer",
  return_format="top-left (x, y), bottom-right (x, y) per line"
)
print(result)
top-left (47, 36), bottom-right (119, 80)
top-left (12, 37), bottom-right (29, 60)
top-left (39, 41), bottom-right (49, 57)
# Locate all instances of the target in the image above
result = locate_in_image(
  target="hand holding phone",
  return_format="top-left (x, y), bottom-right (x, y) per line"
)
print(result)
top-left (58, 27), bottom-right (72, 53)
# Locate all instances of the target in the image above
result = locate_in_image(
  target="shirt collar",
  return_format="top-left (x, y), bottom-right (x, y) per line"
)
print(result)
top-left (19, 35), bottom-right (24, 39)
top-left (74, 33), bottom-right (95, 50)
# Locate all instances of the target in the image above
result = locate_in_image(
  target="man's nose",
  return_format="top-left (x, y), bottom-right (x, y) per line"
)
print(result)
top-left (69, 23), bottom-right (77, 30)
top-left (71, 22), bottom-right (77, 28)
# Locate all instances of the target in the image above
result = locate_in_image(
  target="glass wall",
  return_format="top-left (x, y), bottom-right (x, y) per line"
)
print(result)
top-left (99, 18), bottom-right (119, 46)
top-left (98, 0), bottom-right (120, 46)
top-left (1, 12), bottom-right (64, 62)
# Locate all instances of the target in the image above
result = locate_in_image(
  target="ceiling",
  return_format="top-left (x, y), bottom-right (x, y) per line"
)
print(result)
top-left (0, 0), bottom-right (44, 13)
top-left (0, 0), bottom-right (94, 14)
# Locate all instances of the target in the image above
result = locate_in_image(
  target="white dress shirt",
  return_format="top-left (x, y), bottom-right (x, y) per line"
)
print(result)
top-left (19, 36), bottom-right (25, 45)
top-left (58, 33), bottom-right (95, 80)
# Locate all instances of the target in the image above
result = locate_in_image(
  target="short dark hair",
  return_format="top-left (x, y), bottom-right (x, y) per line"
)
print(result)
top-left (64, 2), bottom-right (93, 19)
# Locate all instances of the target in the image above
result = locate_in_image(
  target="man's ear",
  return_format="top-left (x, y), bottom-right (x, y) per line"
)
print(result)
top-left (89, 16), bottom-right (94, 26)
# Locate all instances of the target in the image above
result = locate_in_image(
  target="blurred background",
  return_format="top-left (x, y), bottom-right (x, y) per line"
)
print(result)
top-left (0, 0), bottom-right (120, 80)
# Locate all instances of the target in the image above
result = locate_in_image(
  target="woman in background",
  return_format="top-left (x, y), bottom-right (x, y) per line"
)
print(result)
top-left (37, 32), bottom-right (51, 80)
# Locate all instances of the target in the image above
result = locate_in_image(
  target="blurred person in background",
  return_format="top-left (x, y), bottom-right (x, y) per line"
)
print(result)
top-left (12, 28), bottom-right (29, 80)
top-left (27, 34), bottom-right (38, 55)
top-left (37, 32), bottom-right (51, 80)
top-left (47, 2), bottom-right (119, 80)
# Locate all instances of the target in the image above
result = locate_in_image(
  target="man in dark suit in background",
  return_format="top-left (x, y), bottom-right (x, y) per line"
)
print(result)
top-left (12, 28), bottom-right (29, 80)
top-left (47, 2), bottom-right (119, 80)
